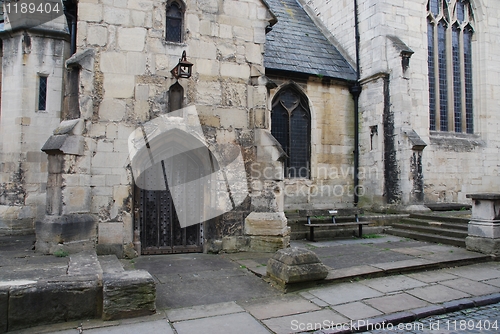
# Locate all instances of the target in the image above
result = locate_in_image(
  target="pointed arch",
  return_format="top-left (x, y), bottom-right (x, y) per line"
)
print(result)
top-left (169, 82), bottom-right (184, 112)
top-left (427, 0), bottom-right (474, 133)
top-left (271, 83), bottom-right (311, 178)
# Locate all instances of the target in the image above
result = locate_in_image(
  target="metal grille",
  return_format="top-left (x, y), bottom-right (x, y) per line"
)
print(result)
top-left (452, 26), bottom-right (462, 132)
top-left (271, 87), bottom-right (310, 178)
top-left (166, 3), bottom-right (183, 43)
top-left (428, 21), bottom-right (436, 131)
top-left (38, 76), bottom-right (47, 111)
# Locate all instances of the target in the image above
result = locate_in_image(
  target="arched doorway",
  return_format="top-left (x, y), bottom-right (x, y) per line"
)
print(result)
top-left (133, 130), bottom-right (215, 254)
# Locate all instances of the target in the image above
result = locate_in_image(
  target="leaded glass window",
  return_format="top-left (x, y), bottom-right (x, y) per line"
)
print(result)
top-left (38, 76), bottom-right (47, 111)
top-left (271, 86), bottom-right (311, 178)
top-left (427, 0), bottom-right (474, 133)
top-left (166, 1), bottom-right (184, 43)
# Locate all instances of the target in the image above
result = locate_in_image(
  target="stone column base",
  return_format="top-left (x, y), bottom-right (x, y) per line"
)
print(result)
top-left (466, 236), bottom-right (500, 256)
top-left (35, 214), bottom-right (97, 254)
top-left (245, 211), bottom-right (290, 252)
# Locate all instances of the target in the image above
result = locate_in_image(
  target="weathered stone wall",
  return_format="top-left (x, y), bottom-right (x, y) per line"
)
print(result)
top-left (268, 76), bottom-right (355, 209)
top-left (0, 28), bottom-right (69, 234)
top-left (71, 0), bottom-right (276, 253)
top-left (305, 0), bottom-right (500, 207)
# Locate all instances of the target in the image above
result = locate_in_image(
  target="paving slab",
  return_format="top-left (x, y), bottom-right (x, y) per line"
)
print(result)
top-left (390, 247), bottom-right (434, 256)
top-left (371, 258), bottom-right (433, 271)
top-left (406, 270), bottom-right (459, 283)
top-left (359, 275), bottom-right (428, 293)
top-left (239, 295), bottom-right (321, 320)
top-left (261, 309), bottom-right (348, 334)
top-left (173, 312), bottom-right (270, 334)
top-left (443, 263), bottom-right (500, 281)
top-left (363, 292), bottom-right (429, 314)
top-left (406, 284), bottom-right (470, 303)
top-left (325, 265), bottom-right (383, 280)
top-left (83, 319), bottom-right (173, 334)
top-left (484, 278), bottom-right (500, 288)
top-left (439, 278), bottom-right (500, 296)
top-left (166, 301), bottom-right (244, 322)
top-left (154, 268), bottom-right (280, 309)
top-left (308, 282), bottom-right (383, 305)
top-left (331, 301), bottom-right (383, 320)
top-left (368, 240), bottom-right (430, 249)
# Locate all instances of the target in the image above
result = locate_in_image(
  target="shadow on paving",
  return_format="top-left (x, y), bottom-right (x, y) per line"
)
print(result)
top-left (132, 253), bottom-right (282, 310)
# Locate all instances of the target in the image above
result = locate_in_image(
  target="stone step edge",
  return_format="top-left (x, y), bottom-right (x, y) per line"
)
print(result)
top-left (384, 228), bottom-right (466, 244)
top-left (318, 253), bottom-right (491, 286)
top-left (322, 293), bottom-right (500, 334)
top-left (386, 223), bottom-right (468, 237)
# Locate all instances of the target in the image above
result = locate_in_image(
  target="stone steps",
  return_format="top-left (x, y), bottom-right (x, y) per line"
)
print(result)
top-left (0, 251), bottom-right (156, 332)
top-left (384, 213), bottom-right (471, 248)
top-left (386, 228), bottom-right (466, 248)
top-left (391, 222), bottom-right (468, 239)
top-left (400, 217), bottom-right (469, 231)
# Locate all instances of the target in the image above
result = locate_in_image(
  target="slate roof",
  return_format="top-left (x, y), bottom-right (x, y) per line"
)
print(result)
top-left (264, 0), bottom-right (357, 82)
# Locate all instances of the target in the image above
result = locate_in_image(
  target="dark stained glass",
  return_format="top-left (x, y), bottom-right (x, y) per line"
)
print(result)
top-left (464, 28), bottom-right (473, 133)
top-left (38, 76), bottom-right (47, 111)
top-left (429, 0), bottom-right (440, 17)
top-left (271, 87), bottom-right (310, 179)
top-left (457, 0), bottom-right (465, 22)
top-left (452, 25), bottom-right (462, 132)
top-left (438, 21), bottom-right (448, 131)
top-left (428, 21), bottom-right (436, 131)
top-left (166, 2), bottom-right (183, 43)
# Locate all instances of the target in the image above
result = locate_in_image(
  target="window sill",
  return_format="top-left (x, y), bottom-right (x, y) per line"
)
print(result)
top-left (429, 131), bottom-right (485, 152)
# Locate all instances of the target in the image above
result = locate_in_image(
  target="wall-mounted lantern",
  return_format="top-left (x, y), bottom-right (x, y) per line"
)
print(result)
top-left (170, 51), bottom-right (193, 79)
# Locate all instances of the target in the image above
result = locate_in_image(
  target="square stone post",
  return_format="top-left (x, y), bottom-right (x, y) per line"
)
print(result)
top-left (465, 193), bottom-right (500, 256)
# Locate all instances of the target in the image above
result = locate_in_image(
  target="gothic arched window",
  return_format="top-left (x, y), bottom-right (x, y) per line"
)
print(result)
top-left (271, 86), bottom-right (311, 178)
top-left (166, 0), bottom-right (184, 43)
top-left (427, 0), bottom-right (474, 133)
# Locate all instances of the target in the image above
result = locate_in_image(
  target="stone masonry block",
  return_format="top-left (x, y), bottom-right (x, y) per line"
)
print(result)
top-left (78, 4), bottom-right (103, 23)
top-left (267, 247), bottom-right (328, 284)
top-left (221, 63), bottom-right (250, 79)
top-left (99, 222), bottom-right (124, 245)
top-left (102, 270), bottom-right (156, 320)
top-left (103, 74), bottom-right (135, 99)
top-left (245, 211), bottom-right (288, 236)
top-left (87, 25), bottom-right (108, 46)
top-left (8, 277), bottom-right (101, 331)
top-left (118, 27), bottom-right (146, 51)
top-left (100, 52), bottom-right (127, 74)
top-left (99, 98), bottom-right (127, 121)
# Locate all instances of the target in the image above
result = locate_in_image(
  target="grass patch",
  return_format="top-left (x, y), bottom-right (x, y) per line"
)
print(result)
top-left (362, 234), bottom-right (383, 239)
top-left (53, 249), bottom-right (69, 257)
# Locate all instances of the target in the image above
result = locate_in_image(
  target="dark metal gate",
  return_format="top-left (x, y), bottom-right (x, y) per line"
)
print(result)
top-left (135, 154), bottom-right (204, 255)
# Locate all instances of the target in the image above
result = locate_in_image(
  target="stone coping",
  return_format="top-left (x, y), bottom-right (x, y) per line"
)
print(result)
top-left (466, 193), bottom-right (500, 200)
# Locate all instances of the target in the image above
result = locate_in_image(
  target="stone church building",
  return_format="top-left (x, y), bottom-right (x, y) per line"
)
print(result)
top-left (0, 0), bottom-right (499, 256)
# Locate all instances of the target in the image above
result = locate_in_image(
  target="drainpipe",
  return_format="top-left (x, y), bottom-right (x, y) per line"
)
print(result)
top-left (350, 0), bottom-right (362, 207)
top-left (64, 4), bottom-right (77, 55)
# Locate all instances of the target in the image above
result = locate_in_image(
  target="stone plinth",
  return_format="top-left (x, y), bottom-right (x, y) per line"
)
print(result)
top-left (245, 212), bottom-right (290, 252)
top-left (267, 247), bottom-right (328, 290)
top-left (465, 193), bottom-right (500, 255)
top-left (35, 214), bottom-right (97, 254)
